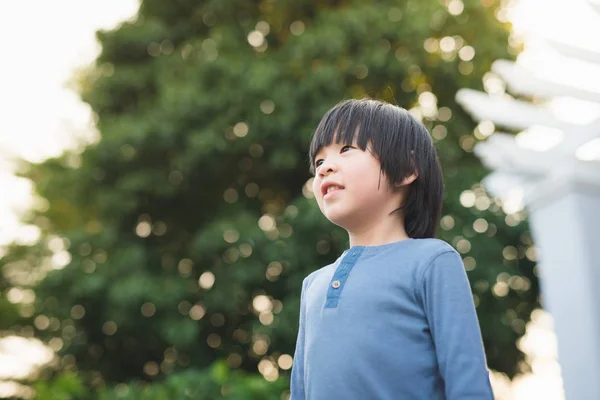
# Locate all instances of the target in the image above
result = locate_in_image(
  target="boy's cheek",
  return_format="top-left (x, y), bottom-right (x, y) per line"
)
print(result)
top-left (312, 179), bottom-right (321, 199)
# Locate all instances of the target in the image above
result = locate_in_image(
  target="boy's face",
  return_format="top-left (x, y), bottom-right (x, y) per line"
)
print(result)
top-left (312, 140), bottom-right (403, 230)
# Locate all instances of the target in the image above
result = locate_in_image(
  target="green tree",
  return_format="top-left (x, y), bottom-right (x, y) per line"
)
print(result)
top-left (0, 0), bottom-right (538, 396)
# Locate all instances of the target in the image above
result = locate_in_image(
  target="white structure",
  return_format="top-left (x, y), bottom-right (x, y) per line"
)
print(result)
top-left (456, 1), bottom-right (600, 399)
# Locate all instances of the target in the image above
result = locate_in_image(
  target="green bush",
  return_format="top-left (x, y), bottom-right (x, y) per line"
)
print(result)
top-left (32, 362), bottom-right (287, 400)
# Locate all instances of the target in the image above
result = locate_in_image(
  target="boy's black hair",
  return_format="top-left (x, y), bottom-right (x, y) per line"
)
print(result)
top-left (308, 98), bottom-right (444, 239)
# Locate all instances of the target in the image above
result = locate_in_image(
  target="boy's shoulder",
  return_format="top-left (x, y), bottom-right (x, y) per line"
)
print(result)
top-left (409, 238), bottom-right (461, 269)
top-left (384, 238), bottom-right (461, 280)
top-left (410, 238), bottom-right (457, 257)
top-left (409, 239), bottom-right (466, 288)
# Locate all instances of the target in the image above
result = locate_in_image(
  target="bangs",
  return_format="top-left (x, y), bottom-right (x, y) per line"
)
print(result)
top-left (309, 99), bottom-right (382, 174)
top-left (308, 99), bottom-right (415, 177)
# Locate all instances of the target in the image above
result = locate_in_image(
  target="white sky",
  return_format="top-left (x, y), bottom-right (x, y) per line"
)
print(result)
top-left (1, 0), bottom-right (598, 397)
top-left (0, 0), bottom-right (139, 245)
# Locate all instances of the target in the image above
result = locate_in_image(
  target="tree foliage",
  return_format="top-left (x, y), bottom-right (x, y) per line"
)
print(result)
top-left (0, 0), bottom-right (539, 397)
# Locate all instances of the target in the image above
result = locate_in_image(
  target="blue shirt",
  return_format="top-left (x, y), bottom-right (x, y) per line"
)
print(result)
top-left (290, 238), bottom-right (494, 400)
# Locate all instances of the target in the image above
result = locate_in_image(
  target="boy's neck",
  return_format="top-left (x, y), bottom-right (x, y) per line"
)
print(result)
top-left (347, 218), bottom-right (410, 248)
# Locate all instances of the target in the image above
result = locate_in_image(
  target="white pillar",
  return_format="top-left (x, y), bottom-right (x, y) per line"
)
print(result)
top-left (526, 178), bottom-right (600, 400)
top-left (457, 1), bottom-right (600, 398)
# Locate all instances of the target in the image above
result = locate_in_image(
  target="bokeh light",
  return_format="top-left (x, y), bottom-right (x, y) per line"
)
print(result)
top-left (199, 272), bottom-right (215, 290)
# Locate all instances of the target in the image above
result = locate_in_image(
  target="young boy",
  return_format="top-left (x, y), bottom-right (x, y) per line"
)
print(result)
top-left (290, 99), bottom-right (494, 399)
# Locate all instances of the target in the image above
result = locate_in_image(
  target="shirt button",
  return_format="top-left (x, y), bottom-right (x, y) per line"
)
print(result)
top-left (332, 280), bottom-right (341, 289)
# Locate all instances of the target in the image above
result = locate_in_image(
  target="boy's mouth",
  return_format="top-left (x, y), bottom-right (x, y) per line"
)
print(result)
top-left (321, 181), bottom-right (345, 198)
top-left (324, 188), bottom-right (343, 200)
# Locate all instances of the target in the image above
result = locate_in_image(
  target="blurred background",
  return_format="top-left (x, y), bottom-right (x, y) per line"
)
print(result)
top-left (2, 0), bottom-right (597, 398)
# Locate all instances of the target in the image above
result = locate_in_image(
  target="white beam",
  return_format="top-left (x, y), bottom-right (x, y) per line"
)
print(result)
top-left (481, 171), bottom-right (534, 198)
top-left (456, 89), bottom-right (576, 132)
top-left (565, 121), bottom-right (600, 153)
top-left (546, 38), bottom-right (600, 65)
top-left (475, 135), bottom-right (600, 185)
top-left (589, 0), bottom-right (600, 15)
top-left (475, 134), bottom-right (557, 175)
top-left (492, 59), bottom-right (600, 104)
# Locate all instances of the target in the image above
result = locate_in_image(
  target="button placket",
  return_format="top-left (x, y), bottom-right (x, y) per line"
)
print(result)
top-left (324, 247), bottom-right (364, 308)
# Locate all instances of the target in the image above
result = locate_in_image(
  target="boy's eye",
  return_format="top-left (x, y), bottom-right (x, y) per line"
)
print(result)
top-left (314, 146), bottom-right (354, 169)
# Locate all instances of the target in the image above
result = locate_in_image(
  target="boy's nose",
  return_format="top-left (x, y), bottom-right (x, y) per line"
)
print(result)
top-left (318, 163), bottom-right (337, 178)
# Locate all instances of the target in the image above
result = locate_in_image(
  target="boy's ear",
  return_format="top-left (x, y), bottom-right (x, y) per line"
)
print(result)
top-left (395, 173), bottom-right (418, 187)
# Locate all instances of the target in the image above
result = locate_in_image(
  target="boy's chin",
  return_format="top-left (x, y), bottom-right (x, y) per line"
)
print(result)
top-left (324, 212), bottom-right (357, 230)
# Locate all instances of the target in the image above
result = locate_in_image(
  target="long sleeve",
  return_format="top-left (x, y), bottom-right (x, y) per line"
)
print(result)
top-left (420, 250), bottom-right (494, 399)
top-left (290, 277), bottom-right (308, 400)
